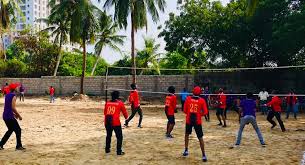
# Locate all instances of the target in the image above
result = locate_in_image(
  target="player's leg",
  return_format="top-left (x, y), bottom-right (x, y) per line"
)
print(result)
top-left (221, 108), bottom-right (227, 127)
top-left (137, 107), bottom-right (143, 128)
top-left (12, 119), bottom-right (23, 149)
top-left (105, 124), bottom-right (113, 153)
top-left (183, 124), bottom-right (192, 156)
top-left (0, 120), bottom-right (14, 148)
top-left (216, 108), bottom-right (223, 125)
top-left (166, 116), bottom-right (175, 138)
top-left (195, 125), bottom-right (207, 162)
top-left (293, 104), bottom-right (298, 119)
top-left (124, 107), bottom-right (137, 126)
top-left (249, 116), bottom-right (265, 145)
top-left (274, 112), bottom-right (286, 132)
top-left (114, 126), bottom-right (124, 155)
top-left (267, 110), bottom-right (276, 128)
top-left (286, 105), bottom-right (291, 119)
top-left (235, 116), bottom-right (247, 145)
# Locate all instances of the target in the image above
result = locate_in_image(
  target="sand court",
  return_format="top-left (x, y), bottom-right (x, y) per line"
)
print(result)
top-left (0, 97), bottom-right (304, 165)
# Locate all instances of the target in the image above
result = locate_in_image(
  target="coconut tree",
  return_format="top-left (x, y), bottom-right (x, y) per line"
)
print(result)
top-left (137, 37), bottom-right (161, 75)
top-left (69, 0), bottom-right (100, 94)
top-left (43, 3), bottom-right (71, 76)
top-left (92, 12), bottom-right (125, 76)
top-left (0, 0), bottom-right (22, 60)
top-left (103, 0), bottom-right (166, 83)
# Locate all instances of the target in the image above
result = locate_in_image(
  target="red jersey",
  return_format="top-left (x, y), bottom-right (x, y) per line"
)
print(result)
top-left (104, 100), bottom-right (128, 126)
top-left (50, 87), bottom-right (55, 95)
top-left (286, 93), bottom-right (297, 105)
top-left (129, 90), bottom-right (140, 108)
top-left (3, 86), bottom-right (10, 95)
top-left (218, 92), bottom-right (227, 109)
top-left (165, 94), bottom-right (177, 116)
top-left (267, 96), bottom-right (282, 112)
top-left (184, 96), bottom-right (208, 125)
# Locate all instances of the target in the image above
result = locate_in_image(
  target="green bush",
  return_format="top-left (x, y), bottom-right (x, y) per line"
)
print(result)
top-left (4, 59), bottom-right (27, 77)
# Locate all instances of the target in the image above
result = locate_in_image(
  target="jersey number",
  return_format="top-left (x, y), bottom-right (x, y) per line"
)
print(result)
top-left (107, 106), bottom-right (116, 115)
top-left (190, 104), bottom-right (199, 113)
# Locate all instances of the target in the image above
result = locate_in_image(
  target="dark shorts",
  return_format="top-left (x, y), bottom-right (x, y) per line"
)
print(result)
top-left (185, 124), bottom-right (203, 138)
top-left (216, 108), bottom-right (225, 115)
top-left (166, 115), bottom-right (175, 124)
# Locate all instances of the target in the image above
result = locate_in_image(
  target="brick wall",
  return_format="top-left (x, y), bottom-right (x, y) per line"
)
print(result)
top-left (0, 75), bottom-right (194, 96)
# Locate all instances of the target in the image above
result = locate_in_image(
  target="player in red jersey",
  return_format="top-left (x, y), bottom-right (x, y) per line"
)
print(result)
top-left (165, 86), bottom-right (177, 139)
top-left (124, 84), bottom-right (143, 128)
top-left (265, 90), bottom-right (286, 132)
top-left (216, 88), bottom-right (227, 127)
top-left (182, 86), bottom-right (209, 162)
top-left (104, 91), bottom-right (128, 155)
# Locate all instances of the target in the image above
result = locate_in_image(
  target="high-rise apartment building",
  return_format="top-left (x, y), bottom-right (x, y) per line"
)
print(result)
top-left (16, 0), bottom-right (51, 31)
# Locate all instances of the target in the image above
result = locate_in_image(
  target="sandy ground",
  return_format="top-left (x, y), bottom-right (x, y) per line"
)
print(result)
top-left (0, 97), bottom-right (304, 165)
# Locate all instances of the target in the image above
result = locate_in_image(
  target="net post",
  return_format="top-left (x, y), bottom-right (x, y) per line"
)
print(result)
top-left (105, 66), bottom-right (109, 103)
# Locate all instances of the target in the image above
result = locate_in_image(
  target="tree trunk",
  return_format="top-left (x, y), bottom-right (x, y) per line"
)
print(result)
top-left (53, 38), bottom-right (63, 76)
top-left (131, 10), bottom-right (136, 84)
top-left (0, 32), bottom-right (6, 60)
top-left (91, 56), bottom-right (100, 76)
top-left (80, 40), bottom-right (86, 94)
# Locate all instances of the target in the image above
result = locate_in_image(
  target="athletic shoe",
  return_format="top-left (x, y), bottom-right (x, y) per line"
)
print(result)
top-left (217, 123), bottom-right (222, 126)
top-left (182, 150), bottom-right (189, 157)
top-left (282, 129), bottom-right (286, 132)
top-left (105, 149), bottom-right (110, 153)
top-left (261, 143), bottom-right (267, 147)
top-left (229, 144), bottom-right (239, 149)
top-left (202, 155), bottom-right (208, 162)
top-left (16, 147), bottom-right (26, 151)
top-left (222, 125), bottom-right (227, 128)
top-left (138, 125), bottom-right (142, 128)
top-left (0, 146), bottom-right (3, 150)
top-left (117, 151), bottom-right (125, 155)
top-left (124, 122), bottom-right (129, 127)
top-left (271, 124), bottom-right (277, 129)
top-left (166, 134), bottom-right (174, 139)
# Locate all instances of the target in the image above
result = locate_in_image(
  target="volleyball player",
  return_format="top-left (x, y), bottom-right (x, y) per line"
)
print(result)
top-left (104, 91), bottom-right (128, 155)
top-left (124, 84), bottom-right (143, 128)
top-left (182, 86), bottom-right (209, 162)
top-left (165, 86), bottom-right (177, 138)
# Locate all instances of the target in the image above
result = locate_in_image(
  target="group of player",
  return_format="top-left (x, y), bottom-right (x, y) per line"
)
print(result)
top-left (103, 84), bottom-right (293, 162)
top-left (0, 82), bottom-right (295, 162)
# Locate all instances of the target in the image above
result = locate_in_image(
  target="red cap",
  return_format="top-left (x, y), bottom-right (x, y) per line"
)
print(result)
top-left (9, 83), bottom-right (20, 91)
top-left (193, 86), bottom-right (201, 96)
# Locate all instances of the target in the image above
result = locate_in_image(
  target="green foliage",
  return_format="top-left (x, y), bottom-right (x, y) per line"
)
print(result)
top-left (58, 52), bottom-right (107, 76)
top-left (159, 51), bottom-right (188, 75)
top-left (160, 0), bottom-right (305, 67)
top-left (4, 59), bottom-right (27, 77)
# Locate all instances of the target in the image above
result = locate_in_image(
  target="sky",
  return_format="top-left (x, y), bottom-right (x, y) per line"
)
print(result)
top-left (90, 0), bottom-right (230, 64)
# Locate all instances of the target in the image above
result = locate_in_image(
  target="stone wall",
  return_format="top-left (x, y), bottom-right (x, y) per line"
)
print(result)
top-left (0, 75), bottom-right (194, 96)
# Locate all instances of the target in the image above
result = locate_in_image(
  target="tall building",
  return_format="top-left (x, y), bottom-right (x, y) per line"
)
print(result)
top-left (16, 0), bottom-right (50, 31)
top-left (4, 0), bottom-right (79, 51)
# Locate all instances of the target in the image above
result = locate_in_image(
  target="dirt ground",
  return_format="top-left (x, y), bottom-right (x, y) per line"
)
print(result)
top-left (0, 97), bottom-right (304, 165)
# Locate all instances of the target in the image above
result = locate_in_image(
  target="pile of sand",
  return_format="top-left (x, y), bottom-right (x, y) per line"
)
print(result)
top-left (70, 94), bottom-right (90, 101)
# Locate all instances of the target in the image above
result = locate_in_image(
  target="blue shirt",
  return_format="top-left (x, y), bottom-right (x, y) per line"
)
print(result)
top-left (3, 93), bottom-right (15, 120)
top-left (181, 91), bottom-right (188, 101)
top-left (240, 99), bottom-right (256, 117)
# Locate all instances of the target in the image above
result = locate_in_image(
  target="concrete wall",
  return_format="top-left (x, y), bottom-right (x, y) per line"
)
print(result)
top-left (0, 75), bottom-right (194, 96)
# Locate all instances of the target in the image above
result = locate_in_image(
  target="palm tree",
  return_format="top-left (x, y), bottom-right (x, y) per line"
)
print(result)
top-left (103, 0), bottom-right (166, 83)
top-left (247, 0), bottom-right (258, 16)
top-left (70, 0), bottom-right (100, 94)
top-left (137, 37), bottom-right (161, 75)
top-left (92, 12), bottom-right (125, 76)
top-left (43, 3), bottom-right (70, 76)
top-left (0, 0), bottom-right (22, 60)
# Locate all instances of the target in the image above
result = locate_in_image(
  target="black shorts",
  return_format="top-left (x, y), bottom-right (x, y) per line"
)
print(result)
top-left (216, 108), bottom-right (225, 115)
top-left (185, 124), bottom-right (203, 138)
top-left (166, 115), bottom-right (175, 124)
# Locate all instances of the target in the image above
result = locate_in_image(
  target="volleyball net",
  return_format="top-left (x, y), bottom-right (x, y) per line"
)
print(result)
top-left (104, 65), bottom-right (305, 100)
